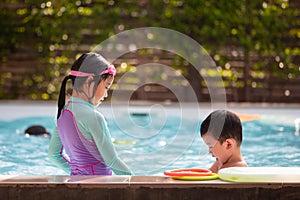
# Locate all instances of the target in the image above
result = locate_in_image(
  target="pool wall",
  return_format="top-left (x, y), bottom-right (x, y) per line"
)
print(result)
top-left (1, 175), bottom-right (300, 200)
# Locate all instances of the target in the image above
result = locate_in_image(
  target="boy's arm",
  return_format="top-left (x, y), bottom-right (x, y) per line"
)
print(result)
top-left (209, 160), bottom-right (219, 173)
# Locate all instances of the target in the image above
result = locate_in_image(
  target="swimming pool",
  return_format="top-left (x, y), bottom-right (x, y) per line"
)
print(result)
top-left (0, 102), bottom-right (299, 175)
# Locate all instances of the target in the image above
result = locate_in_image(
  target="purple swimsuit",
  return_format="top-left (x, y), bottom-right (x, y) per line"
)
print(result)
top-left (57, 109), bottom-right (112, 175)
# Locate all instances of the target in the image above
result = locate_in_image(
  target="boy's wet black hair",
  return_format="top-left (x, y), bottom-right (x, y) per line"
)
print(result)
top-left (200, 110), bottom-right (243, 146)
top-left (24, 125), bottom-right (50, 137)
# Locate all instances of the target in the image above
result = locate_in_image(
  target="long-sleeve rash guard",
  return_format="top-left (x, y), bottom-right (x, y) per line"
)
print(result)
top-left (48, 97), bottom-right (132, 175)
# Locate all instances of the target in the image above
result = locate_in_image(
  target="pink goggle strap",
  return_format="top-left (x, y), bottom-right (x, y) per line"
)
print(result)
top-left (69, 71), bottom-right (95, 77)
top-left (69, 65), bottom-right (116, 77)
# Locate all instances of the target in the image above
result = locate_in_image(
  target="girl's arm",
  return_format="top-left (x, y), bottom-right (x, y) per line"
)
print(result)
top-left (91, 113), bottom-right (133, 175)
top-left (48, 126), bottom-right (71, 174)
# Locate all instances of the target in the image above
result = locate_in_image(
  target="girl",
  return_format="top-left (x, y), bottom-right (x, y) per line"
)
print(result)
top-left (48, 52), bottom-right (132, 175)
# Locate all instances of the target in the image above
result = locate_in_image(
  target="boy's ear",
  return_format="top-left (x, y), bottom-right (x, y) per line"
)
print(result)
top-left (225, 139), bottom-right (234, 150)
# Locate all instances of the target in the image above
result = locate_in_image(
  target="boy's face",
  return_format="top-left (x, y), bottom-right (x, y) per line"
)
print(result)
top-left (202, 134), bottom-right (230, 164)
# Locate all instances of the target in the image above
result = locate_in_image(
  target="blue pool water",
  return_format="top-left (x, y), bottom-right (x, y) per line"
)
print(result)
top-left (0, 105), bottom-right (299, 175)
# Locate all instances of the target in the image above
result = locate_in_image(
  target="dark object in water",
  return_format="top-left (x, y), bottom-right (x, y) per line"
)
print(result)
top-left (24, 125), bottom-right (50, 137)
top-left (130, 113), bottom-right (149, 117)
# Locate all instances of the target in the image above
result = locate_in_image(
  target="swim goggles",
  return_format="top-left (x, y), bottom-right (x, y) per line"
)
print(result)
top-left (69, 64), bottom-right (116, 77)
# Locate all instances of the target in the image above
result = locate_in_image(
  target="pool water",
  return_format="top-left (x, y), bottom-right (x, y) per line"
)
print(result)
top-left (242, 120), bottom-right (300, 167)
top-left (0, 117), bottom-right (62, 175)
top-left (0, 111), bottom-right (299, 175)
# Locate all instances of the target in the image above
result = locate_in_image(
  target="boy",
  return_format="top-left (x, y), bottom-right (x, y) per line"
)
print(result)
top-left (200, 110), bottom-right (247, 173)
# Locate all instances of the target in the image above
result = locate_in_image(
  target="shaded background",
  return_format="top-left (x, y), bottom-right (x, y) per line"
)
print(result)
top-left (1, 0), bottom-right (299, 102)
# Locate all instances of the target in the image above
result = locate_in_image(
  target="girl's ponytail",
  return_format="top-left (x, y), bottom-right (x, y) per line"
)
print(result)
top-left (57, 75), bottom-right (71, 119)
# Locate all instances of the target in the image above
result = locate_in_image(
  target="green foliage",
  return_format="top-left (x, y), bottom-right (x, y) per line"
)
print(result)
top-left (0, 0), bottom-right (299, 100)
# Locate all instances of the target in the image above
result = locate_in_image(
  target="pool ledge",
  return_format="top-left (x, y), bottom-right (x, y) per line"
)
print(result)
top-left (0, 175), bottom-right (300, 200)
